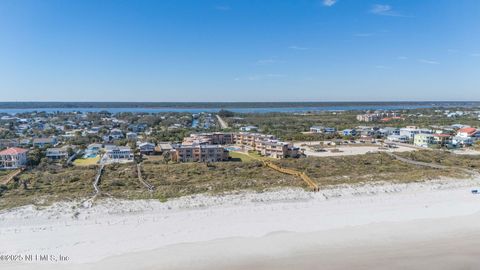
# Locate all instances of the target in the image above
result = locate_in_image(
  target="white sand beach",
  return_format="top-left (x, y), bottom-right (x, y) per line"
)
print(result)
top-left (1, 178), bottom-right (480, 270)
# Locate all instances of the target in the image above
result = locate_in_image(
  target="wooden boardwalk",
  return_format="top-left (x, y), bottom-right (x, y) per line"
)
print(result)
top-left (1, 169), bottom-right (23, 185)
top-left (136, 163), bottom-right (155, 191)
top-left (241, 152), bottom-right (319, 192)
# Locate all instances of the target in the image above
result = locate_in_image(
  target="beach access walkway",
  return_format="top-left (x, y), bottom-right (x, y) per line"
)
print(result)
top-left (239, 151), bottom-right (319, 191)
top-left (136, 163), bottom-right (155, 191)
top-left (1, 169), bottom-right (23, 185)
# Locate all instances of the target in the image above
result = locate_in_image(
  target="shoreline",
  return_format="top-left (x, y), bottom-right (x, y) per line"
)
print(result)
top-left (1, 178), bottom-right (480, 269)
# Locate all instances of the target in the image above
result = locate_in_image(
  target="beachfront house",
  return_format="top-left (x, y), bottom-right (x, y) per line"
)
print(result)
top-left (104, 145), bottom-right (134, 163)
top-left (138, 142), bottom-right (155, 155)
top-left (155, 143), bottom-right (174, 154)
top-left (0, 147), bottom-right (29, 169)
top-left (46, 147), bottom-right (70, 161)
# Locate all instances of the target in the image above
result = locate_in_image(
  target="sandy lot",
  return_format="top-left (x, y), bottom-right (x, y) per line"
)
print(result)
top-left (1, 178), bottom-right (480, 270)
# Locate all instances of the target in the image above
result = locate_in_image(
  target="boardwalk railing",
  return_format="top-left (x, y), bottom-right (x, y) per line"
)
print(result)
top-left (136, 163), bottom-right (155, 191)
top-left (93, 164), bottom-right (105, 195)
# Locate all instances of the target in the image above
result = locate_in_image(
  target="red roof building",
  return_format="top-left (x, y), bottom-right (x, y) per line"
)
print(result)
top-left (457, 127), bottom-right (477, 137)
top-left (0, 147), bottom-right (29, 169)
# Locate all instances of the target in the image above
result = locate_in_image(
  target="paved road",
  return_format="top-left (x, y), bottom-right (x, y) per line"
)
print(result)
top-left (216, 115), bottom-right (229, 129)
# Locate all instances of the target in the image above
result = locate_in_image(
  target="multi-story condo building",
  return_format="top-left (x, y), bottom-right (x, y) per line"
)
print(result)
top-left (172, 145), bottom-right (229, 162)
top-left (184, 132), bottom-right (234, 145)
top-left (180, 132), bottom-right (299, 161)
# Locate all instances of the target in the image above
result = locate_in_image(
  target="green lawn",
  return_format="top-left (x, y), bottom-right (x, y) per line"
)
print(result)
top-left (74, 156), bottom-right (100, 166)
top-left (229, 151), bottom-right (256, 162)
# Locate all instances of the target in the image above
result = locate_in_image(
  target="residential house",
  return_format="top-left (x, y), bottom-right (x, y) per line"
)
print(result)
top-left (33, 137), bottom-right (57, 148)
top-left (309, 126), bottom-right (336, 134)
top-left (155, 143), bottom-right (174, 154)
top-left (126, 132), bottom-right (138, 141)
top-left (399, 127), bottom-right (432, 141)
top-left (456, 127), bottom-right (478, 138)
top-left (138, 142), bottom-right (155, 155)
top-left (452, 127), bottom-right (478, 147)
top-left (356, 114), bottom-right (380, 122)
top-left (103, 145), bottom-right (134, 163)
top-left (0, 139), bottom-right (19, 149)
top-left (414, 134), bottom-right (435, 148)
top-left (46, 147), bottom-right (70, 161)
top-left (432, 134), bottom-right (452, 146)
top-left (0, 147), bottom-right (28, 169)
top-left (239, 125), bottom-right (258, 132)
top-left (110, 129), bottom-right (124, 140)
top-left (386, 135), bottom-right (409, 143)
top-left (378, 127), bottom-right (400, 137)
top-left (341, 129), bottom-right (357, 137)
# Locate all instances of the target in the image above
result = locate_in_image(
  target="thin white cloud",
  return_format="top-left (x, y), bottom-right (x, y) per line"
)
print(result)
top-left (418, 59), bottom-right (439, 65)
top-left (471, 53), bottom-right (480, 57)
top-left (397, 56), bottom-right (408, 60)
top-left (288, 45), bottom-right (308, 50)
top-left (323, 0), bottom-right (337, 7)
top-left (375, 65), bottom-right (391, 69)
top-left (370, 4), bottom-right (403, 17)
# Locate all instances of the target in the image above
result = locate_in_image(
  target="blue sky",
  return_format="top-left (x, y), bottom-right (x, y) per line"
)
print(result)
top-left (0, 0), bottom-right (479, 102)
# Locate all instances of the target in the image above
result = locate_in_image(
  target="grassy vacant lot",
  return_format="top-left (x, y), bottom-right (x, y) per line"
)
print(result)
top-left (273, 152), bottom-right (468, 186)
top-left (0, 150), bottom-right (473, 210)
top-left (0, 165), bottom-right (97, 209)
top-left (396, 150), bottom-right (480, 172)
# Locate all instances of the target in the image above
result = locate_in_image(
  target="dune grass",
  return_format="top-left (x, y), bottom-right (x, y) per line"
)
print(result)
top-left (0, 151), bottom-right (473, 210)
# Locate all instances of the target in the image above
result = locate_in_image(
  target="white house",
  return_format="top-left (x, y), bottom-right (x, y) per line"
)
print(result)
top-left (240, 126), bottom-right (258, 132)
top-left (399, 127), bottom-right (432, 141)
top-left (387, 135), bottom-right (409, 143)
top-left (0, 148), bottom-right (28, 169)
top-left (103, 145), bottom-right (134, 163)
